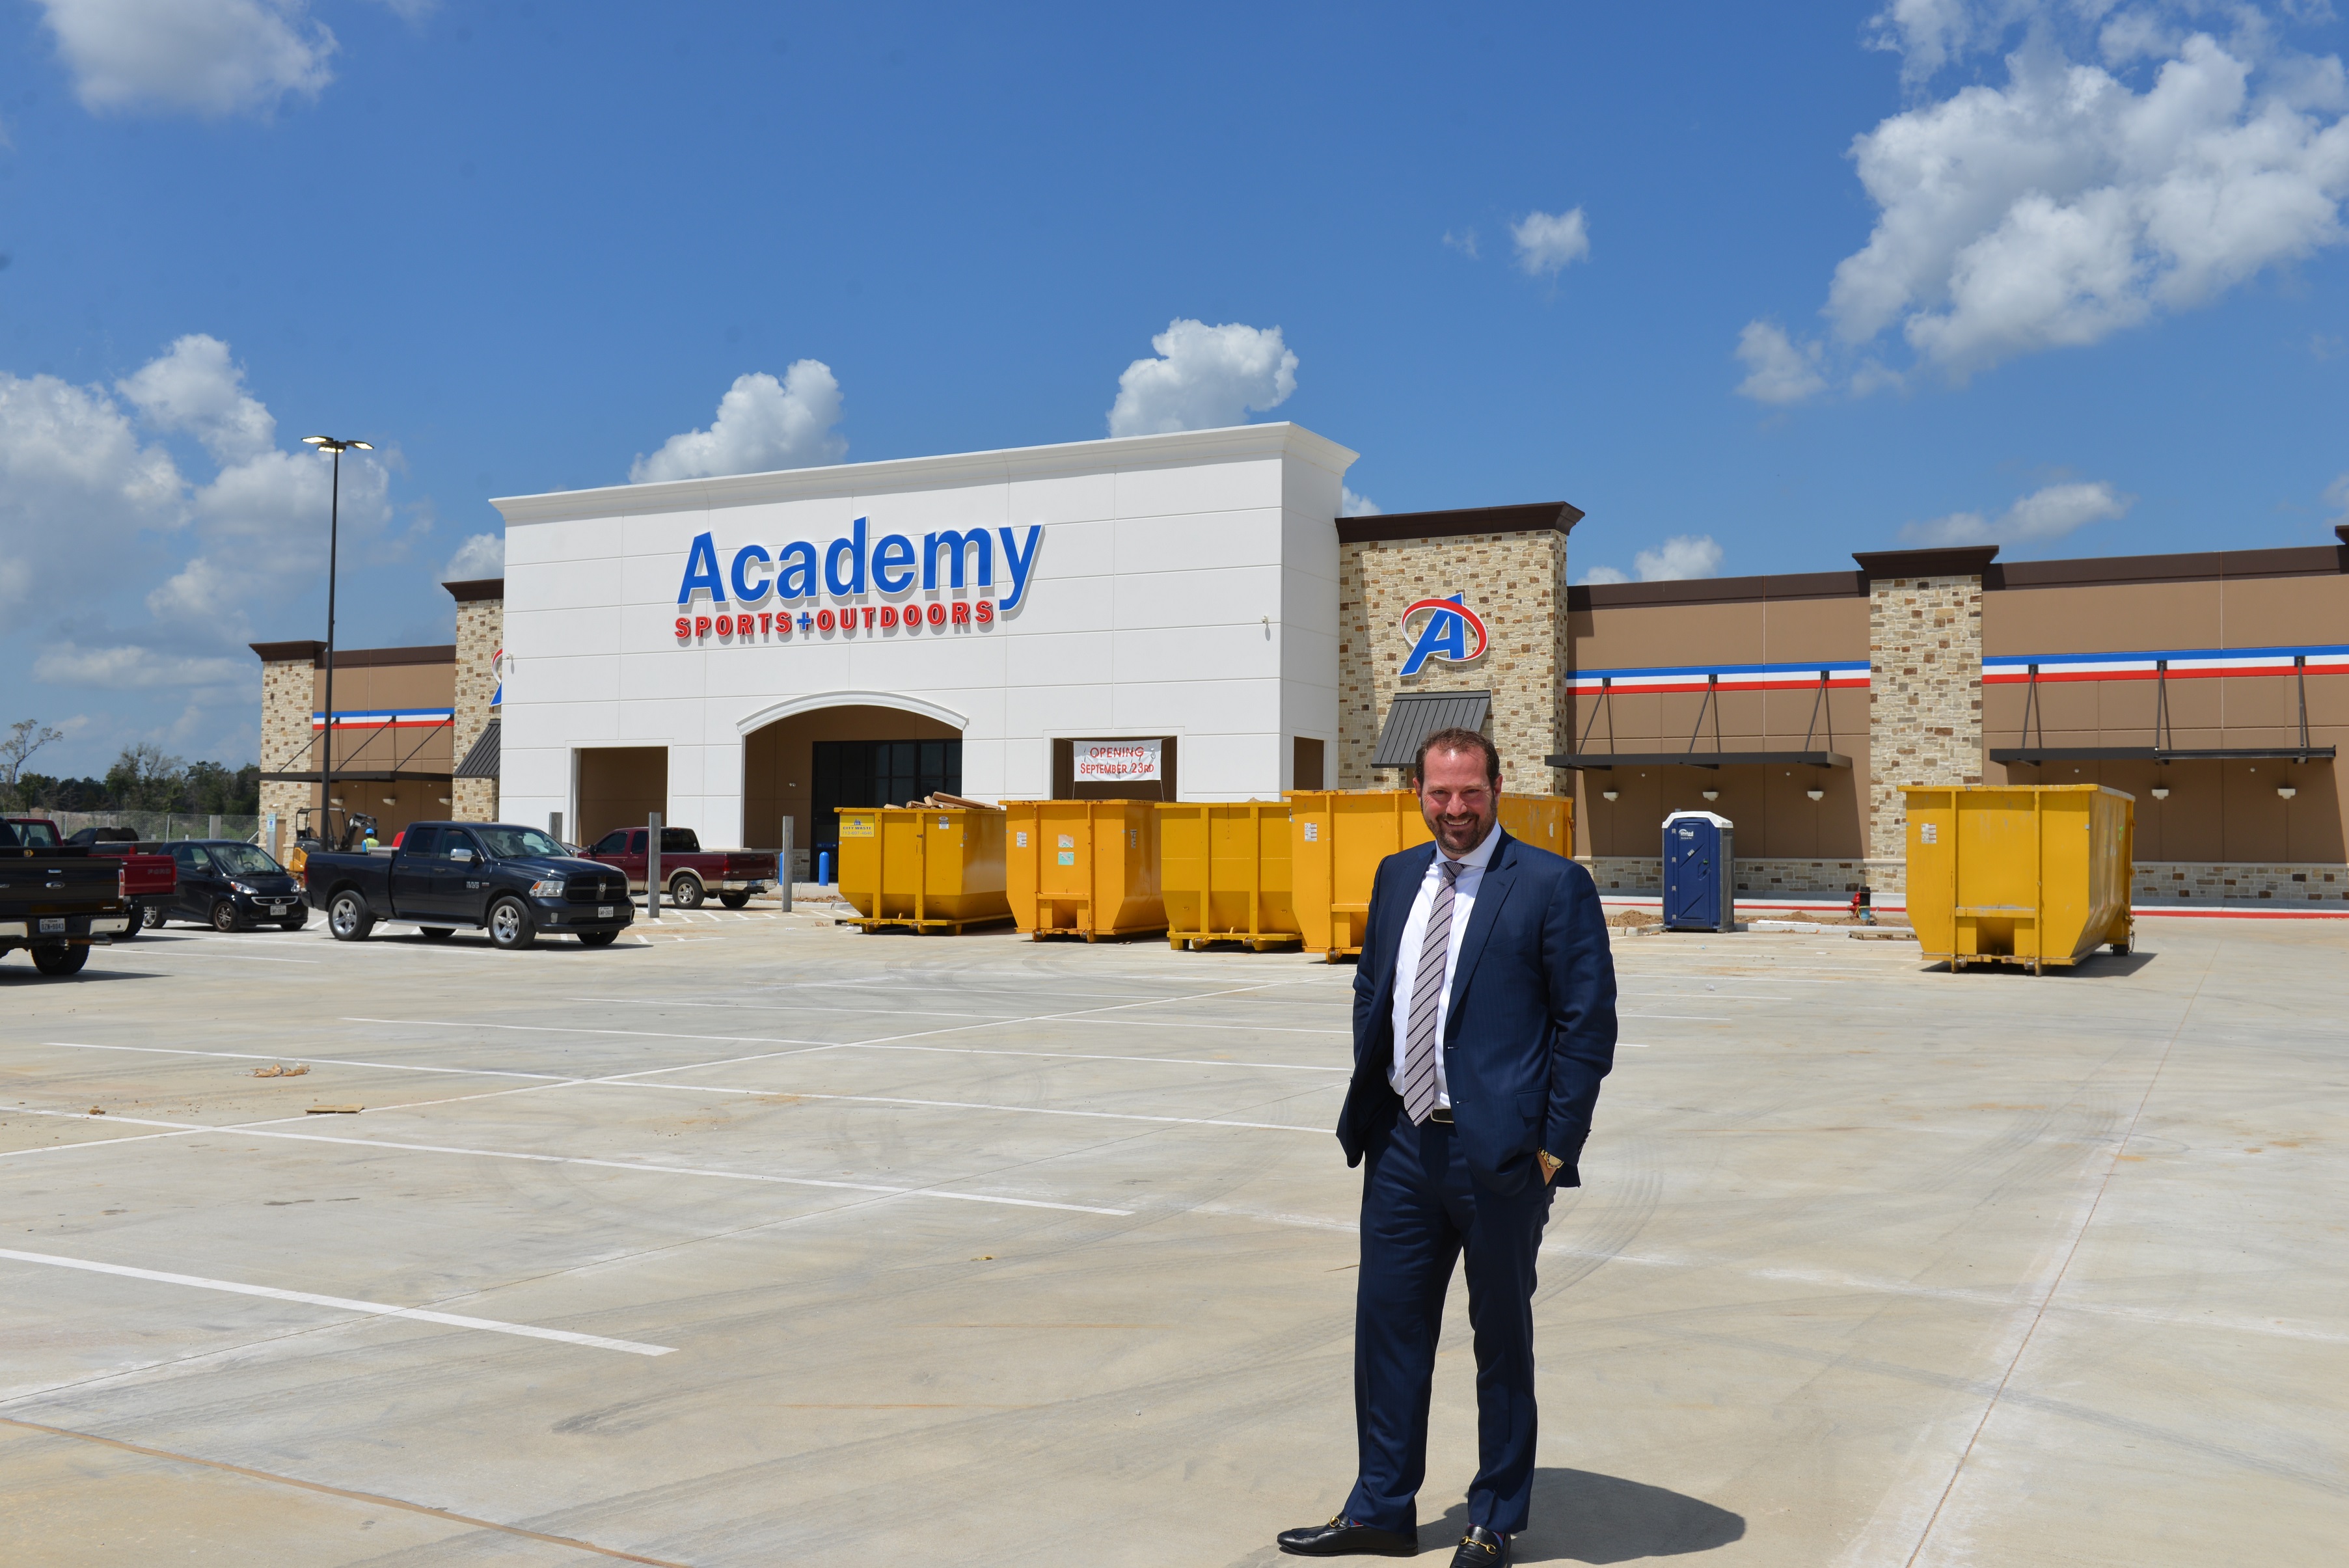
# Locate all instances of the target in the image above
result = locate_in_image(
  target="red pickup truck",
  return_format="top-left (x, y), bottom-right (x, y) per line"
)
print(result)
top-left (582, 826), bottom-right (772, 909)
top-left (5, 820), bottom-right (175, 940)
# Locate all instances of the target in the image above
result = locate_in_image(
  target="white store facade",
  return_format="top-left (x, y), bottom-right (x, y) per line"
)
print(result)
top-left (493, 424), bottom-right (1359, 865)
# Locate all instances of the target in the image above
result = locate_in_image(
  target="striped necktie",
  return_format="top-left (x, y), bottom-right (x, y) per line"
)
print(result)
top-left (1401, 859), bottom-right (1461, 1126)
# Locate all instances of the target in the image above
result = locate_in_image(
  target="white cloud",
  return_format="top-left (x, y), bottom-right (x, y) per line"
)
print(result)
top-left (631, 362), bottom-right (846, 483)
top-left (443, 532), bottom-right (504, 580)
top-left (2, 334), bottom-right (404, 742)
top-left (1828, 20), bottom-right (2349, 376)
top-left (116, 333), bottom-right (276, 462)
top-left (1442, 229), bottom-right (1481, 259)
top-left (32, 642), bottom-right (251, 689)
top-left (0, 369), bottom-right (186, 612)
top-left (2319, 471), bottom-right (2349, 516)
top-left (1107, 319), bottom-right (1297, 437)
top-left (1635, 535), bottom-right (1725, 580)
top-left (1510, 208), bottom-right (1592, 277)
top-left (1340, 487), bottom-right (1381, 518)
top-left (1901, 480), bottom-right (2134, 546)
top-left (1866, 0), bottom-right (2040, 87)
top-left (144, 556), bottom-right (244, 625)
top-left (1575, 534), bottom-right (1725, 585)
top-left (36, 0), bottom-right (337, 118)
top-left (1735, 320), bottom-right (1830, 405)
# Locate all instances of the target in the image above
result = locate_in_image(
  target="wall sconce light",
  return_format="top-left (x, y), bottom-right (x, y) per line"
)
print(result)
top-left (437, 796), bottom-right (452, 805)
top-left (2150, 787), bottom-right (2169, 800)
top-left (2278, 786), bottom-right (2297, 800)
top-left (1806, 788), bottom-right (1825, 802)
top-left (1601, 789), bottom-right (1619, 803)
top-left (1701, 789), bottom-right (1720, 802)
top-left (381, 796), bottom-right (397, 805)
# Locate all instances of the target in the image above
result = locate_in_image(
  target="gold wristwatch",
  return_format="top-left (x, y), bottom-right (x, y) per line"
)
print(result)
top-left (1536, 1150), bottom-right (1564, 1180)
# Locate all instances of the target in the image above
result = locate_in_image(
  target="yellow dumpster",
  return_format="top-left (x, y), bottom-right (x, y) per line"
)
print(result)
top-left (1902, 784), bottom-right (2134, 973)
top-left (1290, 791), bottom-right (1575, 961)
top-left (1157, 801), bottom-right (1301, 951)
top-left (835, 805), bottom-right (1011, 934)
top-left (1499, 793), bottom-right (1573, 860)
top-left (1005, 800), bottom-right (1165, 941)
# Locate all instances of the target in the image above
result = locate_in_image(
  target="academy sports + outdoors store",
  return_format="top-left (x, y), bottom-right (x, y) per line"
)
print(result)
top-left (254, 422), bottom-right (2348, 909)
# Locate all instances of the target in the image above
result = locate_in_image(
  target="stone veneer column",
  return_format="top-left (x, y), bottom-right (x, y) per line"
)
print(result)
top-left (1855, 548), bottom-right (1996, 885)
top-left (1336, 506), bottom-right (1579, 794)
top-left (446, 579), bottom-right (504, 823)
top-left (254, 645), bottom-right (320, 859)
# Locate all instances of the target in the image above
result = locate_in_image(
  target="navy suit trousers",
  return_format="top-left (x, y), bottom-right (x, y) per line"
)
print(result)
top-left (1344, 1101), bottom-right (1553, 1537)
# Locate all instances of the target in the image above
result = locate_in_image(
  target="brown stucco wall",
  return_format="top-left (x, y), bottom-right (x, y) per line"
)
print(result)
top-left (1563, 544), bottom-right (2344, 904)
top-left (1981, 571), bottom-right (2348, 864)
top-left (1564, 591), bottom-right (1871, 863)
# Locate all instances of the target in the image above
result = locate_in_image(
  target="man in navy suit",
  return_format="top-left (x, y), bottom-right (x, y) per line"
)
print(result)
top-left (1278, 727), bottom-right (1618, 1567)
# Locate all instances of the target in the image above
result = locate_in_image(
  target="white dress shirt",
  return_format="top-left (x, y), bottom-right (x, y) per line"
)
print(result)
top-left (1388, 823), bottom-right (1501, 1111)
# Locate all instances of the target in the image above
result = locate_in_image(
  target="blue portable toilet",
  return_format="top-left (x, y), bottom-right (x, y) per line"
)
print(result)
top-left (1661, 810), bottom-right (1735, 932)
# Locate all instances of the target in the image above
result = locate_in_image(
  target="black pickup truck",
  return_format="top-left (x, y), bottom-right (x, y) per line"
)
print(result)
top-left (301, 820), bottom-right (634, 950)
top-left (0, 818), bottom-right (133, 976)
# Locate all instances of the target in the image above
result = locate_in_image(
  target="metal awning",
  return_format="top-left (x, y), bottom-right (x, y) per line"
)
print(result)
top-left (1991, 746), bottom-right (2335, 764)
top-left (1547, 750), bottom-right (1853, 772)
top-left (455, 718), bottom-right (501, 779)
top-left (1371, 690), bottom-right (1493, 769)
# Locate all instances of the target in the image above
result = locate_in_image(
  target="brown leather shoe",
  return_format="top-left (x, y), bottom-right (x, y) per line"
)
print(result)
top-left (1450, 1525), bottom-right (1511, 1567)
top-left (1276, 1515), bottom-right (1419, 1556)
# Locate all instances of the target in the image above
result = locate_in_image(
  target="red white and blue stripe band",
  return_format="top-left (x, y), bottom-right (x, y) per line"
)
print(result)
top-left (1985, 644), bottom-right (2349, 684)
top-left (1568, 660), bottom-right (1869, 697)
top-left (310, 709), bottom-right (454, 729)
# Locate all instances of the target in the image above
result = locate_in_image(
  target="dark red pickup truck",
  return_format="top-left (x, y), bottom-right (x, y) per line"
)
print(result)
top-left (582, 826), bottom-right (772, 909)
top-left (5, 820), bottom-right (174, 940)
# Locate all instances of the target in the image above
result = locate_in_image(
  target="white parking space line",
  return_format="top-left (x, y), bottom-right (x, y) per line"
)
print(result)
top-left (109, 949), bottom-right (322, 966)
top-left (0, 1248), bottom-right (673, 1357)
top-left (567, 995), bottom-right (1005, 1021)
top-left (842, 1042), bottom-right (1350, 1072)
top-left (612, 1078), bottom-right (1328, 1131)
top-left (7, 1107), bottom-right (1133, 1215)
top-left (344, 1017), bottom-right (842, 1051)
top-left (42, 1041), bottom-right (575, 1082)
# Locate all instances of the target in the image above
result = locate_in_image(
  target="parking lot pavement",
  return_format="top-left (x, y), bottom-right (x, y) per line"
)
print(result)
top-left (1, 912), bottom-right (2344, 1565)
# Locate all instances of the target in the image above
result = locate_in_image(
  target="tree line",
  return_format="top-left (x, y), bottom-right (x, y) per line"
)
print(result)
top-left (3, 722), bottom-right (260, 816)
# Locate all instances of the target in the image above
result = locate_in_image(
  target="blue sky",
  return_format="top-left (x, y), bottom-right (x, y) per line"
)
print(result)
top-left (3, 0), bottom-right (2346, 775)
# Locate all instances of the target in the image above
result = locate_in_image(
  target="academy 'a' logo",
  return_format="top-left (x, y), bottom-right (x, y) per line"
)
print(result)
top-left (1399, 595), bottom-right (1489, 677)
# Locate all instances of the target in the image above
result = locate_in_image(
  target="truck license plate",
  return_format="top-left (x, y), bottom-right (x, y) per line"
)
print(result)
top-left (598, 906), bottom-right (614, 918)
top-left (39, 917), bottom-right (64, 934)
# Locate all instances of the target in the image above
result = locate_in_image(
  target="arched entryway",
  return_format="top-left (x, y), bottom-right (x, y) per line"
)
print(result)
top-left (738, 692), bottom-right (968, 874)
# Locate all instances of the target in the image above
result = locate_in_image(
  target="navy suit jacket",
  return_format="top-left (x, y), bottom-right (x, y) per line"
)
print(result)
top-left (1338, 828), bottom-right (1618, 1194)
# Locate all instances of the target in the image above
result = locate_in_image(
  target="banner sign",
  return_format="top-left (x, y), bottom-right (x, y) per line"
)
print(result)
top-left (1984, 642), bottom-right (2349, 684)
top-left (1071, 740), bottom-right (1161, 783)
top-left (672, 518), bottom-right (1043, 645)
top-left (1569, 660), bottom-right (1870, 696)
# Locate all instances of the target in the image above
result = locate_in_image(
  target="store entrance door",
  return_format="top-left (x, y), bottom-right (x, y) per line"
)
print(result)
top-left (739, 702), bottom-right (965, 875)
top-left (811, 739), bottom-right (963, 858)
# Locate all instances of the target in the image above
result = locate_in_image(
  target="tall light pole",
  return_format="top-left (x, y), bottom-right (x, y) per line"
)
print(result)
top-left (303, 436), bottom-right (372, 847)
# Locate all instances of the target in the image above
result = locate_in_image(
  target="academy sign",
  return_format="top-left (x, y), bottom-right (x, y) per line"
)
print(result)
top-left (672, 519), bottom-right (1043, 643)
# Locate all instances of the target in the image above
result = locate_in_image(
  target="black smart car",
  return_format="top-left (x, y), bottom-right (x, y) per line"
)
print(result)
top-left (154, 841), bottom-right (308, 932)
